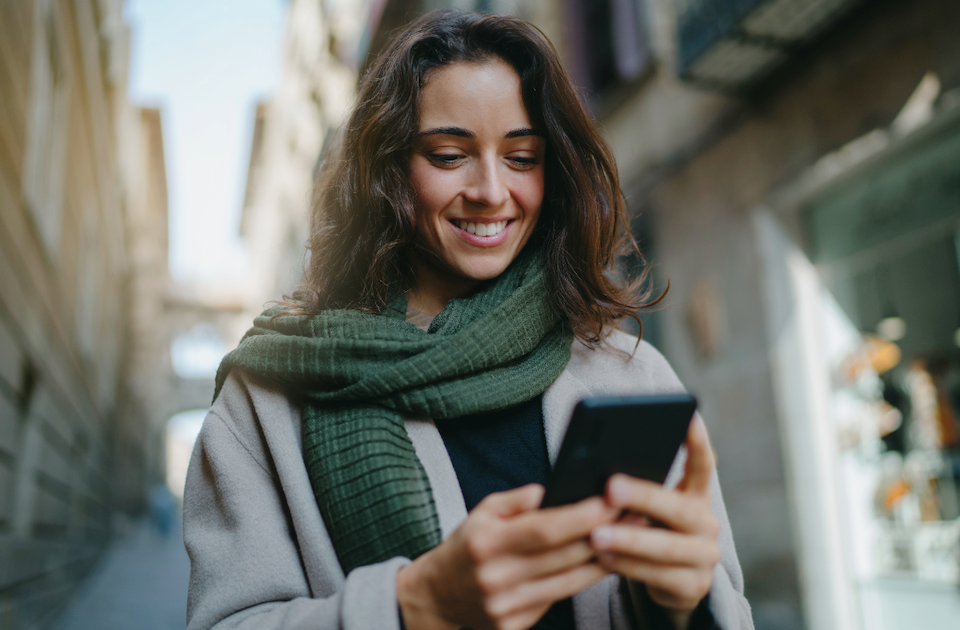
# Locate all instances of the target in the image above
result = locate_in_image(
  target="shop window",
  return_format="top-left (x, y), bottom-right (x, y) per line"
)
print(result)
top-left (22, 0), bottom-right (72, 259)
top-left (787, 114), bottom-right (960, 622)
top-left (757, 74), bottom-right (960, 627)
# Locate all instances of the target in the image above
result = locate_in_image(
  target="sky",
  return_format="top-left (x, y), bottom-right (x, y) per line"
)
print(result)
top-left (125, 0), bottom-right (287, 281)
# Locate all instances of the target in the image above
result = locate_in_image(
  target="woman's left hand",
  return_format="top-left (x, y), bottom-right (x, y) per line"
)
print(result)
top-left (589, 416), bottom-right (721, 621)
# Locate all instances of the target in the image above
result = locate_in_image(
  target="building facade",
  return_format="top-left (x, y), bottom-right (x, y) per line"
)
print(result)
top-left (600, 2), bottom-right (960, 629)
top-left (0, 0), bottom-right (172, 627)
top-left (239, 0), bottom-right (373, 315)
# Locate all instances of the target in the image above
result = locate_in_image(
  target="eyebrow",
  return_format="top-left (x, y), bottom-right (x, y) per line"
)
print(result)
top-left (416, 126), bottom-right (543, 140)
top-left (505, 128), bottom-right (543, 139)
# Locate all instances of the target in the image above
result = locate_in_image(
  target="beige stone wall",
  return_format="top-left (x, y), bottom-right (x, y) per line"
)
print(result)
top-left (0, 0), bottom-right (166, 626)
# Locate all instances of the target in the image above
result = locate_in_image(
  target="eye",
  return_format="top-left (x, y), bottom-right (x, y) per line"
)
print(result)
top-left (427, 153), bottom-right (465, 166)
top-left (507, 155), bottom-right (540, 169)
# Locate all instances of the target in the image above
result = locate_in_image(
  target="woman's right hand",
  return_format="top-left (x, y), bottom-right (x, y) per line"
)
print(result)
top-left (396, 484), bottom-right (618, 630)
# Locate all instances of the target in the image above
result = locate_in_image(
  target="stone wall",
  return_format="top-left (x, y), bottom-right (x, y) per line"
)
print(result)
top-left (0, 1), bottom-right (164, 626)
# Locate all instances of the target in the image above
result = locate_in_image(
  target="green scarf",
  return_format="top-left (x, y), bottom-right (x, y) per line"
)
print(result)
top-left (213, 251), bottom-right (572, 574)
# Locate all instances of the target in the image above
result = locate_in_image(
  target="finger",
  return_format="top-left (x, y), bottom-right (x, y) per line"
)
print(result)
top-left (486, 562), bottom-right (609, 618)
top-left (497, 497), bottom-right (618, 554)
top-left (477, 483), bottom-right (545, 518)
top-left (677, 416), bottom-right (714, 494)
top-left (597, 557), bottom-right (711, 608)
top-left (478, 539), bottom-right (597, 591)
top-left (495, 607), bottom-right (554, 630)
top-left (606, 475), bottom-right (714, 534)
top-left (590, 525), bottom-right (720, 568)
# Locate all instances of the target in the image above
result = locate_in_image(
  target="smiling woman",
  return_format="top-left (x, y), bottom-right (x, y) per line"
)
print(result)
top-left (182, 10), bottom-right (753, 630)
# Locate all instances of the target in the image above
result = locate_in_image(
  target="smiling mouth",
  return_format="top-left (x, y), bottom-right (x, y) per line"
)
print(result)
top-left (452, 219), bottom-right (512, 237)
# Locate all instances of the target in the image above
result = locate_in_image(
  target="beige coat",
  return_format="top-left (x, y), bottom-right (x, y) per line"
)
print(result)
top-left (183, 330), bottom-right (754, 629)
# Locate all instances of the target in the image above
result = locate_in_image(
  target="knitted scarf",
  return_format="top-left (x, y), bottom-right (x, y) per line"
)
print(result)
top-left (213, 251), bottom-right (572, 574)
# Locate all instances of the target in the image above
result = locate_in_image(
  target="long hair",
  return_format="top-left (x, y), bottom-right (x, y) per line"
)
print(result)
top-left (293, 9), bottom-right (665, 345)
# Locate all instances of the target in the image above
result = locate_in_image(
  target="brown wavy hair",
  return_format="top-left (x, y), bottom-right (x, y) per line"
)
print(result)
top-left (292, 9), bottom-right (665, 346)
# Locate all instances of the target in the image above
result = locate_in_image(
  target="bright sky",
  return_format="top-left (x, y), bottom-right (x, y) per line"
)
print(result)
top-left (125, 0), bottom-right (287, 281)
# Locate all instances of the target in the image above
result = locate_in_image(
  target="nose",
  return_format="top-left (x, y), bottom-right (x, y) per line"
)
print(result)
top-left (463, 156), bottom-right (510, 208)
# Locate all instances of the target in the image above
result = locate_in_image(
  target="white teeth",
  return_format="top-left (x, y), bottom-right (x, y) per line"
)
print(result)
top-left (455, 220), bottom-right (509, 236)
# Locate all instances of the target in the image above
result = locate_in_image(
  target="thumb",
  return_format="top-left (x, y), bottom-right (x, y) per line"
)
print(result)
top-left (677, 415), bottom-right (715, 494)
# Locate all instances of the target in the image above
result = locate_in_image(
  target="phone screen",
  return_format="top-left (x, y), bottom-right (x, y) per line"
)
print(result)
top-left (540, 394), bottom-right (696, 508)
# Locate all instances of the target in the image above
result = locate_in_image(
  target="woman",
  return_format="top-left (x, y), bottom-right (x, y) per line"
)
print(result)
top-left (183, 10), bottom-right (752, 630)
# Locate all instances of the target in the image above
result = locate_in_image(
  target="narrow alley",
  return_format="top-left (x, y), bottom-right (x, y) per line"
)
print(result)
top-left (4, 1), bottom-right (960, 629)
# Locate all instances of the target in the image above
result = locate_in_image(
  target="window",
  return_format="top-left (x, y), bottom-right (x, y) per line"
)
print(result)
top-left (565, 0), bottom-right (653, 104)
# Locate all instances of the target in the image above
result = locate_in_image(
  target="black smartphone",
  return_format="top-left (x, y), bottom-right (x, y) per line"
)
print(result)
top-left (540, 394), bottom-right (697, 508)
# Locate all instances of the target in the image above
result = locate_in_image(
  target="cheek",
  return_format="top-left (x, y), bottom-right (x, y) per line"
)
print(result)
top-left (410, 166), bottom-right (457, 223)
top-left (511, 171), bottom-right (545, 218)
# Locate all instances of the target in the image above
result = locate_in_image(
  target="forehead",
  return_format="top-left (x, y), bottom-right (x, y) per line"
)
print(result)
top-left (418, 60), bottom-right (532, 132)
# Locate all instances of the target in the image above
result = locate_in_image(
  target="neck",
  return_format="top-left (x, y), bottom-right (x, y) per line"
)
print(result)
top-left (406, 259), bottom-right (480, 316)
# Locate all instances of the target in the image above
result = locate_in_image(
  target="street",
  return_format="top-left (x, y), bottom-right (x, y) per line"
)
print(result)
top-left (51, 514), bottom-right (190, 630)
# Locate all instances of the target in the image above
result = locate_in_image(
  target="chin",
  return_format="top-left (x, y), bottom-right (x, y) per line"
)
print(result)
top-left (459, 262), bottom-right (511, 282)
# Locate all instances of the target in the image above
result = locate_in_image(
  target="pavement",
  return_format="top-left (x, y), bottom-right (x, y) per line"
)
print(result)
top-left (51, 512), bottom-right (190, 630)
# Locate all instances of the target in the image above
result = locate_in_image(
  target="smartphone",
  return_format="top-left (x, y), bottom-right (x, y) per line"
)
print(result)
top-left (540, 394), bottom-right (697, 508)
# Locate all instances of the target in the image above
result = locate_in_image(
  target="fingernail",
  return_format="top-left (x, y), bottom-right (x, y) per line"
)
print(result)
top-left (592, 526), bottom-right (614, 549)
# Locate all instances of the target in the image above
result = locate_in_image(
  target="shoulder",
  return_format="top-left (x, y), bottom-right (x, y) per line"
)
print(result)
top-left (206, 369), bottom-right (305, 467)
top-left (564, 328), bottom-right (687, 396)
top-left (213, 369), bottom-right (300, 424)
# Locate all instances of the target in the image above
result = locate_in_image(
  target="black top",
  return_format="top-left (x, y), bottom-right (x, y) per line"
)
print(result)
top-left (435, 394), bottom-right (551, 509)
top-left (435, 393), bottom-right (574, 630)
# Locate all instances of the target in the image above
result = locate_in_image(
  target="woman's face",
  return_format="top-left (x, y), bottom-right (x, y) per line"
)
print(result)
top-left (408, 59), bottom-right (545, 311)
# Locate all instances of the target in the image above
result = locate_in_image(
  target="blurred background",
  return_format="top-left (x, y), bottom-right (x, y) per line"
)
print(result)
top-left (1, 0), bottom-right (959, 628)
